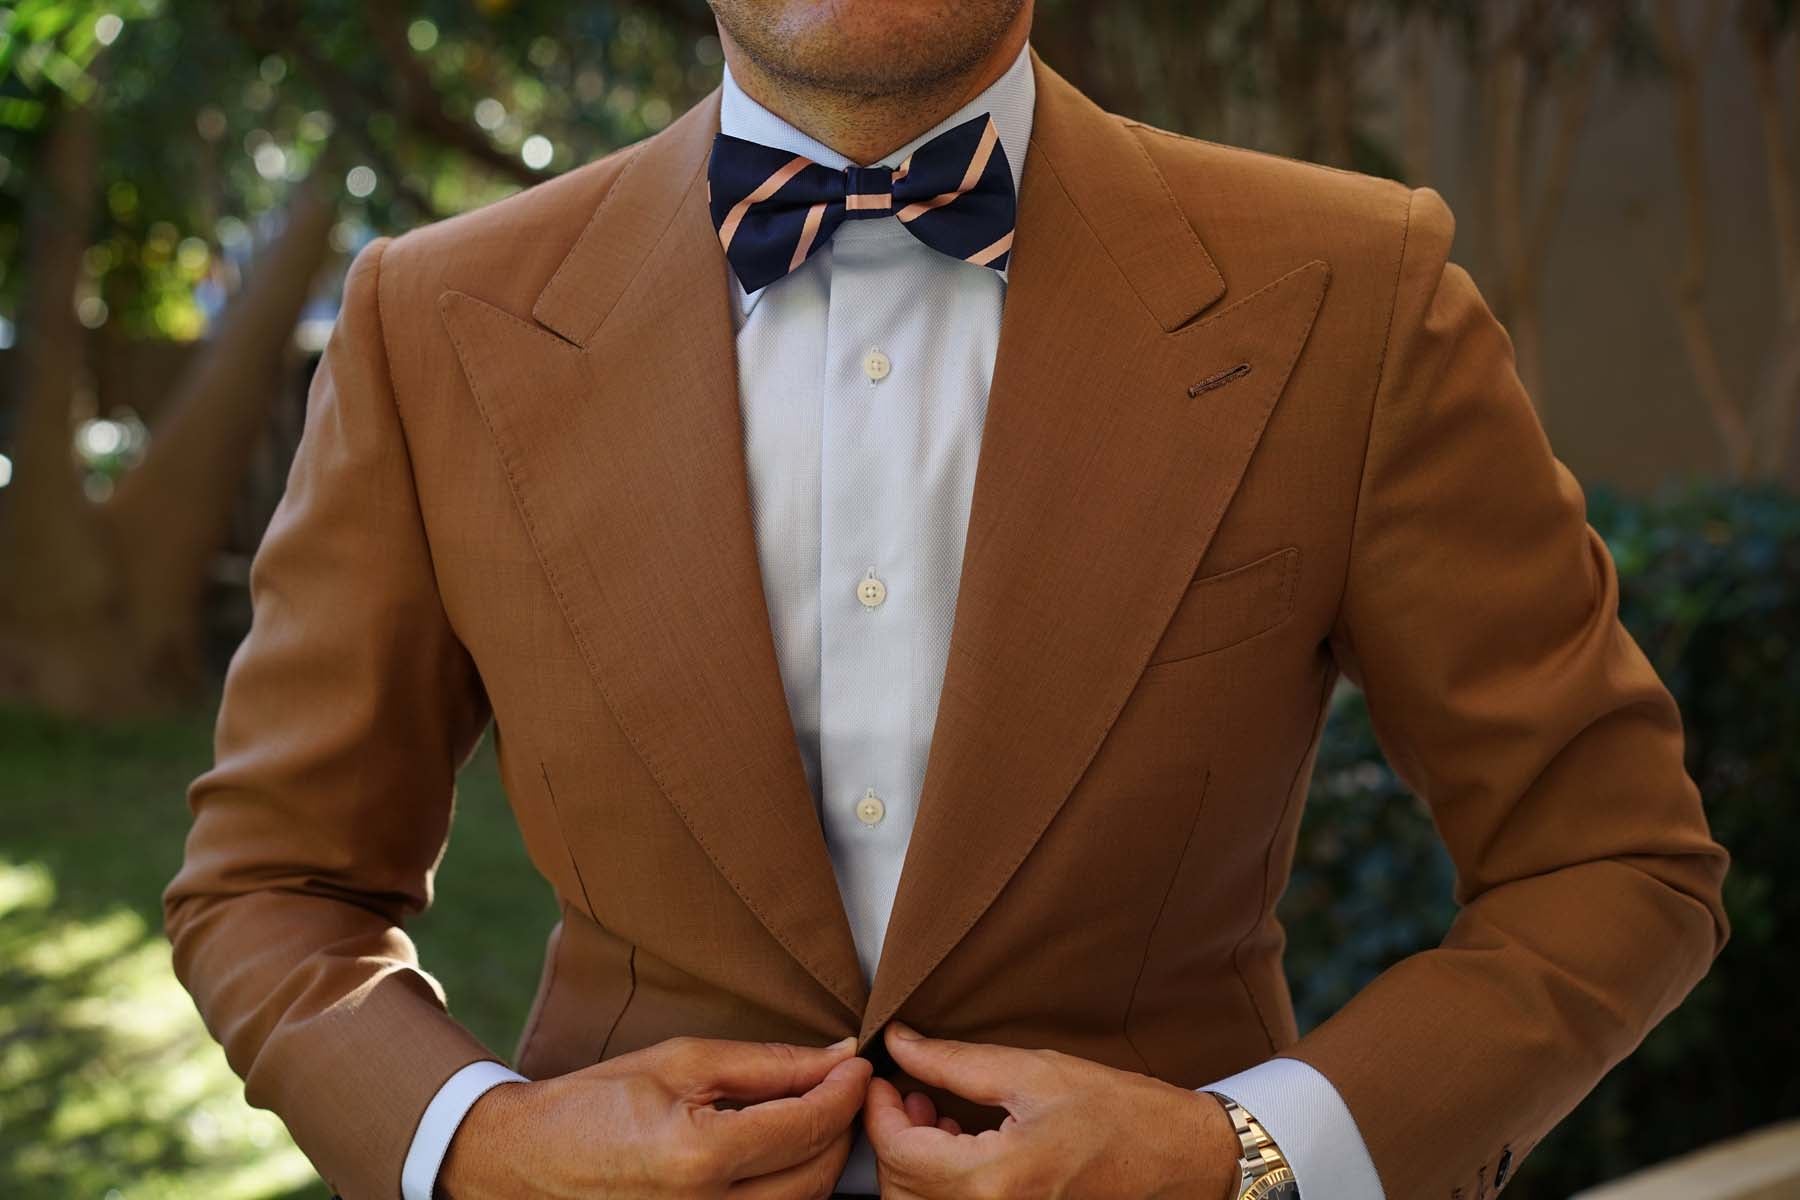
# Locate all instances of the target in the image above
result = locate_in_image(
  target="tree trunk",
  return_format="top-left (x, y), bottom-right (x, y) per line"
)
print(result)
top-left (1402, 9), bottom-right (1433, 186)
top-left (1490, 36), bottom-right (1541, 400)
top-left (1744, 10), bottom-right (1799, 484)
top-left (0, 96), bottom-right (118, 712)
top-left (0, 143), bottom-right (340, 716)
top-left (1316, 0), bottom-right (1356, 169)
top-left (1268, 1), bottom-right (1323, 162)
top-left (104, 168), bottom-right (339, 701)
top-left (1654, 0), bottom-right (1754, 479)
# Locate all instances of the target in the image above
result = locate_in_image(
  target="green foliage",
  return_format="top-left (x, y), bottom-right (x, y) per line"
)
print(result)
top-left (1528, 480), bottom-right (1800, 1189)
top-left (1279, 478), bottom-right (1800, 1191)
top-left (0, 3), bottom-right (722, 334)
top-left (0, 0), bottom-right (142, 114)
top-left (0, 703), bottom-right (551, 1198)
top-left (1279, 689), bottom-right (1457, 1029)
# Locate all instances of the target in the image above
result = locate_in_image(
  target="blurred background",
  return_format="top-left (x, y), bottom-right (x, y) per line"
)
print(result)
top-left (1, 1), bottom-right (1796, 1197)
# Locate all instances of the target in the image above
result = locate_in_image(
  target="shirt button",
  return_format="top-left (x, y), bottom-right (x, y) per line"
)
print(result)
top-left (857, 574), bottom-right (887, 608)
top-left (863, 349), bottom-right (891, 382)
top-left (856, 789), bottom-right (886, 825)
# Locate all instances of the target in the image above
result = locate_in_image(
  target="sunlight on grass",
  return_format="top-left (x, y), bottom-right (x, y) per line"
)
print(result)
top-left (0, 857), bottom-right (318, 1200)
top-left (1, 702), bottom-right (543, 1198)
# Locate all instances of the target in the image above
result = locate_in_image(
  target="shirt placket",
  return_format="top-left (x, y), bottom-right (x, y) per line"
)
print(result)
top-left (817, 220), bottom-right (921, 983)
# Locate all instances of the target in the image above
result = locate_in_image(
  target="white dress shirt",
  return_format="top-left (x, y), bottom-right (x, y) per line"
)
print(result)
top-left (402, 39), bottom-right (1384, 1200)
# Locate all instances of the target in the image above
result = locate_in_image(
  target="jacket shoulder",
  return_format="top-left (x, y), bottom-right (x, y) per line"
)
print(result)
top-left (1117, 116), bottom-right (1435, 290)
top-left (377, 138), bottom-right (647, 319)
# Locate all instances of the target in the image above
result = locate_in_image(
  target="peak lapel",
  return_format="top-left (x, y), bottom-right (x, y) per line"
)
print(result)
top-left (861, 51), bottom-right (1331, 1039)
top-left (439, 88), bottom-right (869, 1018)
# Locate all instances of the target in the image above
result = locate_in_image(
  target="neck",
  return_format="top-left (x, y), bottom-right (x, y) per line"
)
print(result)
top-left (718, 19), bottom-right (1031, 166)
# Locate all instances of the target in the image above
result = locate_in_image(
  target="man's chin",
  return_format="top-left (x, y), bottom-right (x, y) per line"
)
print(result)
top-left (711, 0), bottom-right (1028, 98)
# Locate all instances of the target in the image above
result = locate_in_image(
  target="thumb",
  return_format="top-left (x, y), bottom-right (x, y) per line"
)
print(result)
top-left (666, 1035), bottom-right (860, 1104)
top-left (882, 1023), bottom-right (1040, 1111)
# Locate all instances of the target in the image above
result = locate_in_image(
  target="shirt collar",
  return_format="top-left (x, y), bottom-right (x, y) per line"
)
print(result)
top-left (718, 40), bottom-right (1036, 319)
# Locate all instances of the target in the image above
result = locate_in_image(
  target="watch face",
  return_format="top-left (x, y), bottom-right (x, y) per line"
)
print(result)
top-left (1245, 1167), bottom-right (1300, 1200)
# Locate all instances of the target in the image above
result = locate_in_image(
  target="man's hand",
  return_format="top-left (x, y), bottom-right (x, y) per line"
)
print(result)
top-left (863, 1022), bottom-right (1242, 1200)
top-left (438, 1034), bottom-right (871, 1199)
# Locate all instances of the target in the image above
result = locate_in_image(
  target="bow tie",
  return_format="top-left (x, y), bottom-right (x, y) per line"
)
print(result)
top-left (707, 112), bottom-right (1016, 294)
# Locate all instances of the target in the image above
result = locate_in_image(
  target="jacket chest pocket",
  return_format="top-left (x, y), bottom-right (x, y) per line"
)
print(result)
top-left (1145, 545), bottom-right (1301, 667)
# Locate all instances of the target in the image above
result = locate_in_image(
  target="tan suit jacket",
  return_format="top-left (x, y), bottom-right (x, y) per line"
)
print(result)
top-left (164, 48), bottom-right (1730, 1200)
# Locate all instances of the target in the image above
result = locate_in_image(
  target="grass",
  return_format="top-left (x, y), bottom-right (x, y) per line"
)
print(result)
top-left (0, 697), bottom-right (554, 1199)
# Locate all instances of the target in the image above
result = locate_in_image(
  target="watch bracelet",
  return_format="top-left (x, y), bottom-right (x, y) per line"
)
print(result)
top-left (1205, 1091), bottom-right (1296, 1198)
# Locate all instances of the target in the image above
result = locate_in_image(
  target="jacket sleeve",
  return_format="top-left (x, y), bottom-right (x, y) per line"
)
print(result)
top-left (162, 235), bottom-right (503, 1200)
top-left (1283, 185), bottom-right (1731, 1199)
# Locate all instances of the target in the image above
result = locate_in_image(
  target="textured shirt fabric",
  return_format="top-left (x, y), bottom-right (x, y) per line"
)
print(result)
top-left (403, 40), bottom-right (1381, 1200)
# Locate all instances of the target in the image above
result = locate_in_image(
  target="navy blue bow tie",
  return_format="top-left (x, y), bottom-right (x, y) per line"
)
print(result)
top-left (707, 112), bottom-right (1016, 294)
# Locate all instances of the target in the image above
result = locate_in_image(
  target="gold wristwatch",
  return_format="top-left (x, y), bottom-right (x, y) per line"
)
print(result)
top-left (1205, 1092), bottom-right (1299, 1200)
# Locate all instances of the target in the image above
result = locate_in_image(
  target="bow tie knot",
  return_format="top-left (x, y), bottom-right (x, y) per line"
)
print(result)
top-left (707, 112), bottom-right (1017, 294)
top-left (843, 164), bottom-right (897, 214)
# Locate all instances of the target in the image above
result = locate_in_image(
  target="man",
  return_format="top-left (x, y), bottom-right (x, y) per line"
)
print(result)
top-left (163, 0), bottom-right (1732, 1197)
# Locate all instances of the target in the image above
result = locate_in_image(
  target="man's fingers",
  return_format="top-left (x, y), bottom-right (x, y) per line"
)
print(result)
top-left (882, 1022), bottom-right (1040, 1110)
top-left (863, 1075), bottom-right (917, 1147)
top-left (864, 1075), bottom-right (988, 1183)
top-left (726, 1126), bottom-right (853, 1199)
top-left (711, 1052), bottom-right (872, 1178)
top-left (900, 1086), bottom-right (960, 1143)
top-left (666, 1034), bottom-right (858, 1104)
top-left (903, 1089), bottom-right (937, 1128)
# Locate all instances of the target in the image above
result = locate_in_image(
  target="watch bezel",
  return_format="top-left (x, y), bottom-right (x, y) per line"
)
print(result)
top-left (1244, 1165), bottom-right (1298, 1200)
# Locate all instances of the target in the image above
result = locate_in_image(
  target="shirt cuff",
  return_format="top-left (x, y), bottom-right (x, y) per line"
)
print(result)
top-left (1200, 1057), bottom-right (1385, 1200)
top-left (401, 1059), bottom-right (529, 1200)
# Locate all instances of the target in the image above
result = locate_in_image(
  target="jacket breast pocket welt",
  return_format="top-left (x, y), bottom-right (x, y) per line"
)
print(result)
top-left (1144, 545), bottom-right (1301, 668)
